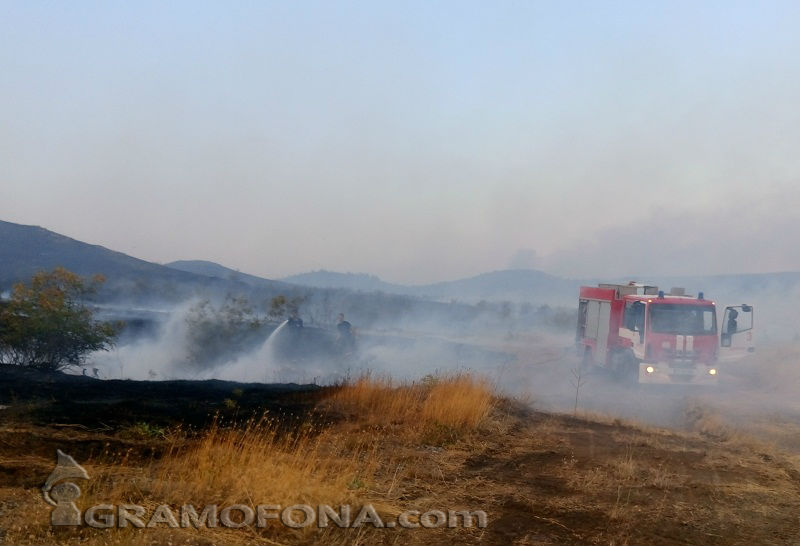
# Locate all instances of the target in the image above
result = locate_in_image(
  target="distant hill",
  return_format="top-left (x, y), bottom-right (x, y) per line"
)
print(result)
top-left (280, 270), bottom-right (405, 293)
top-left (280, 268), bottom-right (578, 305)
top-left (166, 260), bottom-right (287, 289)
top-left (411, 269), bottom-right (578, 304)
top-left (6, 218), bottom-right (800, 330)
top-left (279, 266), bottom-right (800, 310)
top-left (0, 220), bottom-right (285, 302)
top-left (165, 262), bottom-right (580, 305)
top-left (0, 220), bottom-right (190, 285)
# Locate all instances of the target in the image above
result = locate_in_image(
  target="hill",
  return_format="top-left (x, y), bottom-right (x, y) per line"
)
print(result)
top-left (412, 268), bottom-right (577, 304)
top-left (0, 220), bottom-right (192, 289)
top-left (276, 265), bottom-right (800, 311)
top-left (0, 221), bottom-right (525, 334)
top-left (281, 268), bottom-right (579, 305)
top-left (281, 269), bottom-right (405, 292)
top-left (0, 220), bottom-right (285, 302)
top-left (166, 259), bottom-right (289, 289)
top-left (6, 218), bottom-right (800, 338)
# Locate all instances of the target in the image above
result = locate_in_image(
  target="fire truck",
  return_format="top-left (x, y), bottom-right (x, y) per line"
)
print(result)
top-left (576, 282), bottom-right (754, 384)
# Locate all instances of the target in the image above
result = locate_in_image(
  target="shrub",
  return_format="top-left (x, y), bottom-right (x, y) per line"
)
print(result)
top-left (0, 267), bottom-right (119, 370)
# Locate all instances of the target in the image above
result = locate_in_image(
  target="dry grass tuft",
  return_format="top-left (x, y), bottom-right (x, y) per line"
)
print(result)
top-left (420, 374), bottom-right (494, 429)
top-left (153, 416), bottom-right (371, 508)
top-left (648, 463), bottom-right (683, 490)
top-left (683, 403), bottom-right (732, 441)
top-left (328, 372), bottom-right (495, 434)
top-left (76, 415), bottom-right (373, 544)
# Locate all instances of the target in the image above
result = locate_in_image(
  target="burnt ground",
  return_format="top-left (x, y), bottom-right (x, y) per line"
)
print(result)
top-left (3, 366), bottom-right (800, 545)
top-left (0, 365), bottom-right (322, 430)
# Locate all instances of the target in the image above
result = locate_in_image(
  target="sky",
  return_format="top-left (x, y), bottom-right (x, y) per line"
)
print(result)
top-left (2, 1), bottom-right (800, 283)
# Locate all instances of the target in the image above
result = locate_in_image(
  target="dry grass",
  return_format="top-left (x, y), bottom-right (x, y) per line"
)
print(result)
top-left (647, 463), bottom-right (684, 490)
top-left (421, 375), bottom-right (493, 429)
top-left (611, 447), bottom-right (638, 481)
top-left (95, 417), bottom-right (371, 506)
top-left (8, 368), bottom-right (800, 545)
top-left (73, 415), bottom-right (375, 545)
top-left (154, 417), bottom-right (367, 508)
top-left (327, 373), bottom-right (494, 442)
top-left (4, 373), bottom-right (496, 545)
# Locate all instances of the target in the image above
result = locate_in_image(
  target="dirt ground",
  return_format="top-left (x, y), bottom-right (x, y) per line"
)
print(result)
top-left (2, 344), bottom-right (800, 545)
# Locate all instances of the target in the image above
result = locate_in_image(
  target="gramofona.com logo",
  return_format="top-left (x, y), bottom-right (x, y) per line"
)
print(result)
top-left (41, 449), bottom-right (90, 526)
top-left (40, 449), bottom-right (487, 530)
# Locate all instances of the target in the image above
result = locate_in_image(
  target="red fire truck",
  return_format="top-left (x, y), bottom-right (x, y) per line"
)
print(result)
top-left (576, 282), bottom-right (754, 384)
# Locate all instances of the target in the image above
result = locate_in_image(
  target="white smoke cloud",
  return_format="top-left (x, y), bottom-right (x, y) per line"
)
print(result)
top-left (507, 248), bottom-right (540, 270)
top-left (541, 190), bottom-right (800, 278)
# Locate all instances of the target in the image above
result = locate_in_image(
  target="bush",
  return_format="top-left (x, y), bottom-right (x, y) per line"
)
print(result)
top-left (184, 295), bottom-right (265, 368)
top-left (0, 267), bottom-right (119, 371)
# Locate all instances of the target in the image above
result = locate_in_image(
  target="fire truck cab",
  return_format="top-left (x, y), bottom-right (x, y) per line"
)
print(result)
top-left (576, 282), bottom-right (754, 384)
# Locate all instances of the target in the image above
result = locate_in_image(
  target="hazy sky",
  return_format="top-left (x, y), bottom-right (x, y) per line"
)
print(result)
top-left (2, 1), bottom-right (800, 283)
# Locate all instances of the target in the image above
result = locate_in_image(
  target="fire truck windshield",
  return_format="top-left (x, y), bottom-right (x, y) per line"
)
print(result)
top-left (648, 304), bottom-right (717, 335)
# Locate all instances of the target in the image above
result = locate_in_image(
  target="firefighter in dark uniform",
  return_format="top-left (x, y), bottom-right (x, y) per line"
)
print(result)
top-left (336, 313), bottom-right (355, 354)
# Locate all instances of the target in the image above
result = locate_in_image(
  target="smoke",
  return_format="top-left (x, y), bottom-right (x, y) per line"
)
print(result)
top-left (89, 301), bottom-right (196, 381)
top-left (541, 190), bottom-right (800, 279)
top-left (83, 271), bottom-right (800, 453)
top-left (89, 308), bottom-right (313, 383)
top-left (493, 329), bottom-right (800, 447)
top-left (87, 298), bottom-right (516, 384)
top-left (507, 248), bottom-right (540, 270)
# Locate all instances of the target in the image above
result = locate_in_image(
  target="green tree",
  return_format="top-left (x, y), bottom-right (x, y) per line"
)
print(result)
top-left (0, 267), bottom-right (120, 371)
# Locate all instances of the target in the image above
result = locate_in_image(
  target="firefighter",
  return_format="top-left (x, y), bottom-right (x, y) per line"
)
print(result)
top-left (280, 310), bottom-right (305, 360)
top-left (727, 308), bottom-right (738, 335)
top-left (287, 309), bottom-right (303, 329)
top-left (336, 313), bottom-right (355, 354)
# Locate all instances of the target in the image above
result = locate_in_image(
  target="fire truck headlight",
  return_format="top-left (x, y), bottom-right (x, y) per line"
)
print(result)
top-left (645, 366), bottom-right (655, 374)
top-left (708, 368), bottom-right (717, 376)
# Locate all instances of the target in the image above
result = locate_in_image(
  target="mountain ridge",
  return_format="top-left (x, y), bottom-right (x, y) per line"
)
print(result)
top-left (0, 220), bottom-right (288, 301)
top-left (4, 219), bottom-right (800, 308)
